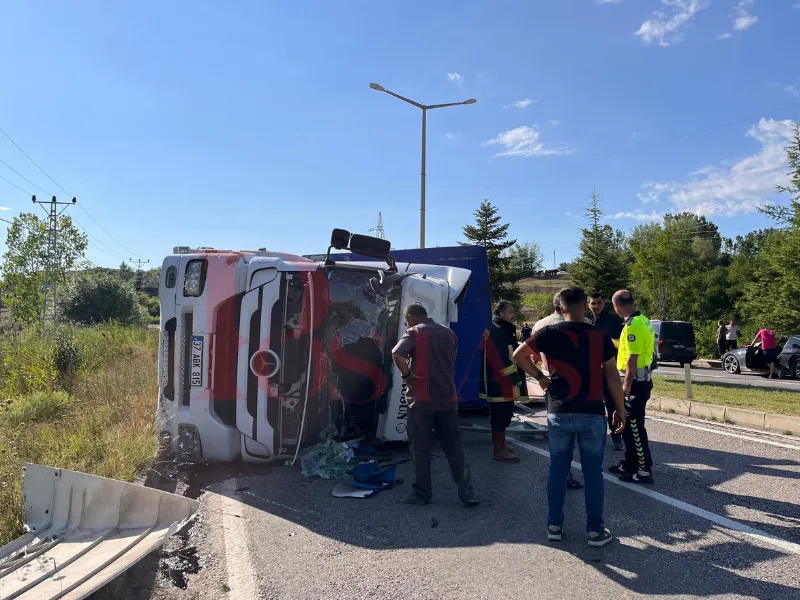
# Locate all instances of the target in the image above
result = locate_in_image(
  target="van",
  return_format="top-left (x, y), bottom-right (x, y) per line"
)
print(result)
top-left (650, 320), bottom-right (697, 366)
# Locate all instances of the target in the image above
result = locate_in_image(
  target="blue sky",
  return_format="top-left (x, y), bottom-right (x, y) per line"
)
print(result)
top-left (1, 0), bottom-right (799, 268)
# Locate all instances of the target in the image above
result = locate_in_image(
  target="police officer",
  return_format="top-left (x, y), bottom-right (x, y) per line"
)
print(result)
top-left (588, 293), bottom-right (625, 451)
top-left (609, 290), bottom-right (655, 484)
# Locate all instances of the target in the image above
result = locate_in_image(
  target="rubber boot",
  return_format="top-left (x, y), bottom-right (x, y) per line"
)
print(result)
top-left (492, 431), bottom-right (520, 463)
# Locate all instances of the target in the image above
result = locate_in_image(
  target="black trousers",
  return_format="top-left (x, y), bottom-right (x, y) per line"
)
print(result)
top-left (408, 408), bottom-right (474, 503)
top-left (621, 380), bottom-right (653, 474)
top-left (489, 401), bottom-right (515, 432)
top-left (725, 340), bottom-right (738, 351)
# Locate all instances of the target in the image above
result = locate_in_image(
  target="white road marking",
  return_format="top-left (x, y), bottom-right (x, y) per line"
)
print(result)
top-left (210, 480), bottom-right (259, 600)
top-left (648, 416), bottom-right (800, 450)
top-left (508, 438), bottom-right (800, 557)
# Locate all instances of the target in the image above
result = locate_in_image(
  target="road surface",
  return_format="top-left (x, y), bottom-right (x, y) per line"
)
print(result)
top-left (657, 364), bottom-right (800, 391)
top-left (115, 409), bottom-right (800, 600)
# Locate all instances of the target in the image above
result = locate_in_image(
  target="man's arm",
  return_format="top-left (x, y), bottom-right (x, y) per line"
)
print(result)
top-left (604, 357), bottom-right (626, 434)
top-left (391, 329), bottom-right (416, 379)
top-left (512, 339), bottom-right (550, 390)
top-left (623, 353), bottom-right (638, 396)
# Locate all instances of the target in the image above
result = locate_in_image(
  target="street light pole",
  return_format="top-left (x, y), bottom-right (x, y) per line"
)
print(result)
top-left (369, 83), bottom-right (476, 249)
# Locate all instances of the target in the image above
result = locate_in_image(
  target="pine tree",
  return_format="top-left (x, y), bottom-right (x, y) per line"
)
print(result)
top-left (462, 199), bottom-right (520, 304)
top-left (570, 189), bottom-right (628, 300)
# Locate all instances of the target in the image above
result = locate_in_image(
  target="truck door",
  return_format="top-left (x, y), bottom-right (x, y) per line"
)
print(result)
top-left (236, 263), bottom-right (318, 460)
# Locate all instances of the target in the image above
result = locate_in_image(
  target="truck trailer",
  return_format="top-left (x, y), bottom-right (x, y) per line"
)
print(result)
top-left (157, 229), bottom-right (475, 463)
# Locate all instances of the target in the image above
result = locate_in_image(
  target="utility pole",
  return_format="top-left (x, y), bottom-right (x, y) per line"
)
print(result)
top-left (129, 258), bottom-right (150, 290)
top-left (367, 212), bottom-right (386, 240)
top-left (553, 250), bottom-right (556, 270)
top-left (32, 195), bottom-right (76, 323)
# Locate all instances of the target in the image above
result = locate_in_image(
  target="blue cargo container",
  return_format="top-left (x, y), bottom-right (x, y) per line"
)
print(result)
top-left (313, 246), bottom-right (491, 408)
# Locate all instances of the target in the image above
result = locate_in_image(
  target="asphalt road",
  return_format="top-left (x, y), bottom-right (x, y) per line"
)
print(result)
top-left (657, 364), bottom-right (800, 391)
top-left (136, 410), bottom-right (800, 600)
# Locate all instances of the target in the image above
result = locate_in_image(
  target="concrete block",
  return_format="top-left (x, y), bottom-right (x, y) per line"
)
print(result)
top-left (725, 407), bottom-right (766, 430)
top-left (691, 402), bottom-right (727, 422)
top-left (764, 413), bottom-right (800, 435)
top-left (659, 396), bottom-right (691, 416)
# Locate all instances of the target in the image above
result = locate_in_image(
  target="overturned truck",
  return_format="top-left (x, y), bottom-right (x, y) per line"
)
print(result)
top-left (158, 229), bottom-right (472, 462)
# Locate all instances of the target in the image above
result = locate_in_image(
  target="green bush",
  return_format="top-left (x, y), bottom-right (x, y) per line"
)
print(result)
top-left (4, 391), bottom-right (72, 427)
top-left (523, 293), bottom-right (556, 321)
top-left (53, 330), bottom-right (80, 385)
top-left (60, 274), bottom-right (147, 326)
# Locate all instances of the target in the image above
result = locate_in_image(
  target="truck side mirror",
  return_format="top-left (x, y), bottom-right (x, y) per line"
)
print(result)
top-left (330, 229), bottom-right (351, 250)
top-left (349, 234), bottom-right (391, 259)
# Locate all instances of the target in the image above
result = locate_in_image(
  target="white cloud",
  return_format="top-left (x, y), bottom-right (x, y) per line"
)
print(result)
top-left (769, 81), bottom-right (800, 98)
top-left (794, 1), bottom-right (800, 8)
top-left (446, 72), bottom-right (463, 85)
top-left (508, 98), bottom-right (534, 109)
top-left (549, 120), bottom-right (560, 126)
top-left (484, 125), bottom-right (574, 158)
top-left (634, 118), bottom-right (795, 217)
top-left (733, 0), bottom-right (758, 31)
top-left (716, 32), bottom-right (732, 40)
top-left (607, 210), bottom-right (664, 221)
top-left (0, 206), bottom-right (10, 211)
top-left (446, 132), bottom-right (462, 139)
top-left (635, 0), bottom-right (707, 47)
top-left (597, 0), bottom-right (624, 4)
top-left (630, 131), bottom-right (641, 139)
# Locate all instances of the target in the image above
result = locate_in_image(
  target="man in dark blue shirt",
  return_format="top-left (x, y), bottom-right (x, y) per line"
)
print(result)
top-left (588, 292), bottom-right (625, 451)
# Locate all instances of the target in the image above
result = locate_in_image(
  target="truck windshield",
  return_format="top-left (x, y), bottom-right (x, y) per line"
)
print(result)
top-left (322, 268), bottom-right (402, 439)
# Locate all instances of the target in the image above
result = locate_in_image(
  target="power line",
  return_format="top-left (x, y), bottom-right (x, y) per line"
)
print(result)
top-left (0, 125), bottom-right (69, 195)
top-left (76, 203), bottom-right (142, 258)
top-left (0, 173), bottom-right (33, 196)
top-left (0, 157), bottom-right (52, 195)
top-left (0, 123), bottom-right (143, 259)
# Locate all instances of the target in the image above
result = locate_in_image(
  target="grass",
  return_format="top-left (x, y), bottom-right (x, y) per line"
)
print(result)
top-left (653, 375), bottom-right (800, 417)
top-left (0, 325), bottom-right (159, 546)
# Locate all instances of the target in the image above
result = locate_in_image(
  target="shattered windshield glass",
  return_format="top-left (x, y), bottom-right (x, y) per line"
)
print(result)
top-left (322, 268), bottom-right (401, 440)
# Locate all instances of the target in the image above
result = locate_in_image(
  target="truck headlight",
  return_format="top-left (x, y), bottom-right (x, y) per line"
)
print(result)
top-left (183, 260), bottom-right (207, 297)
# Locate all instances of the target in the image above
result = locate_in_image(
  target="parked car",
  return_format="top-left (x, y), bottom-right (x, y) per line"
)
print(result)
top-left (721, 335), bottom-right (800, 378)
top-left (651, 320), bottom-right (697, 367)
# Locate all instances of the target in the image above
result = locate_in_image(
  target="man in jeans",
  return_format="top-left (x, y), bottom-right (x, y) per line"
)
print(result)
top-left (392, 303), bottom-right (480, 506)
top-left (514, 287), bottom-right (626, 546)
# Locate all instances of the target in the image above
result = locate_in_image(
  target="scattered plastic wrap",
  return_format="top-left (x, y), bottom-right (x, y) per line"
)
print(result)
top-left (300, 425), bottom-right (355, 480)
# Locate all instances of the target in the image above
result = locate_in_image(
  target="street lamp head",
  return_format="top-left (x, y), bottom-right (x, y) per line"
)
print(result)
top-left (369, 83), bottom-right (386, 92)
top-left (462, 98), bottom-right (477, 105)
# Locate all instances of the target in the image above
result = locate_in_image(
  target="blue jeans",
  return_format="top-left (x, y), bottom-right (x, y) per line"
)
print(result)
top-left (547, 413), bottom-right (607, 533)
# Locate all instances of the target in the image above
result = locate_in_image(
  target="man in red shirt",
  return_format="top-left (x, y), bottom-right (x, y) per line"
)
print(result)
top-left (392, 303), bottom-right (480, 506)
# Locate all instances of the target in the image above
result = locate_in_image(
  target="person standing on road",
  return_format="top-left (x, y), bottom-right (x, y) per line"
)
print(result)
top-left (532, 293), bottom-right (593, 490)
top-left (609, 290), bottom-right (656, 485)
top-left (588, 292), bottom-right (625, 452)
top-left (521, 323), bottom-right (532, 342)
top-left (753, 328), bottom-right (779, 379)
top-left (480, 300), bottom-right (524, 463)
top-left (716, 320), bottom-right (728, 358)
top-left (392, 304), bottom-right (480, 506)
top-left (514, 287), bottom-right (626, 547)
top-left (726, 319), bottom-right (742, 351)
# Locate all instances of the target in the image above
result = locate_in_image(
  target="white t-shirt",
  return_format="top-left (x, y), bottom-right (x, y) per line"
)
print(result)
top-left (726, 325), bottom-right (741, 341)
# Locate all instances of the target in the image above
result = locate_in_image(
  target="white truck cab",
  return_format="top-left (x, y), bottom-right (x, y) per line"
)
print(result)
top-left (157, 229), bottom-right (470, 463)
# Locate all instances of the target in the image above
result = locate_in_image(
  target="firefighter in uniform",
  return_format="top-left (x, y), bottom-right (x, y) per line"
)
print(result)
top-left (609, 290), bottom-right (655, 484)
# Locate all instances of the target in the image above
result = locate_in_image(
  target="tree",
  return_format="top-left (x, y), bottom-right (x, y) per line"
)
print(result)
top-left (60, 273), bottom-right (147, 325)
top-left (1, 213), bottom-right (87, 326)
top-left (462, 199), bottom-right (520, 304)
top-left (629, 212), bottom-right (731, 322)
top-left (506, 241), bottom-right (544, 277)
top-left (569, 190), bottom-right (628, 299)
top-left (741, 122), bottom-right (800, 332)
top-left (118, 261), bottom-right (136, 284)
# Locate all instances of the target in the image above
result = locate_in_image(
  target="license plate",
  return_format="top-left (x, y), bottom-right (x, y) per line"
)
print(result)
top-left (190, 336), bottom-right (203, 387)
top-left (673, 344), bottom-right (685, 349)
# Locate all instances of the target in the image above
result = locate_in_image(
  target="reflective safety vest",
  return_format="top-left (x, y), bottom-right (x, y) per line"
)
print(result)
top-left (617, 312), bottom-right (655, 375)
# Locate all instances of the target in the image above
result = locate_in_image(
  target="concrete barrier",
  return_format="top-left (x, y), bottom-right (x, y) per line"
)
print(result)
top-left (659, 396), bottom-right (691, 416)
top-left (764, 413), bottom-right (800, 434)
top-left (650, 397), bottom-right (800, 436)
top-left (725, 406), bottom-right (767, 430)
top-left (691, 402), bottom-right (727, 422)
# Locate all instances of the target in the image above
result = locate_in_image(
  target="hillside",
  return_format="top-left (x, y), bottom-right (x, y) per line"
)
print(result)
top-left (518, 274), bottom-right (571, 323)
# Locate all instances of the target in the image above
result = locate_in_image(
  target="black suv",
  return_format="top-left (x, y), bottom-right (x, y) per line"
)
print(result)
top-left (651, 320), bottom-right (697, 366)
